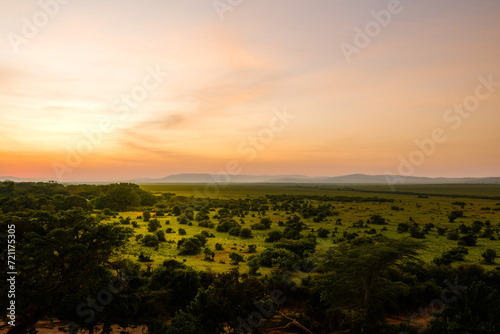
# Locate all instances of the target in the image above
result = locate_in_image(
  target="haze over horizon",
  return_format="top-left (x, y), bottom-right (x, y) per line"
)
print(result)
top-left (1, 0), bottom-right (500, 181)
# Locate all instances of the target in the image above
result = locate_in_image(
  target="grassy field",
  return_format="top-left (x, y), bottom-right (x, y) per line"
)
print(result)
top-left (106, 183), bottom-right (500, 273)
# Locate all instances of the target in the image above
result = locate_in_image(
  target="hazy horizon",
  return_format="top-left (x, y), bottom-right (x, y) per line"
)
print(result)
top-left (2, 0), bottom-right (500, 181)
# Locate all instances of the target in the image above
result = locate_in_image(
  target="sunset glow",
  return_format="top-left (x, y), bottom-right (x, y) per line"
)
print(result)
top-left (1, 0), bottom-right (500, 181)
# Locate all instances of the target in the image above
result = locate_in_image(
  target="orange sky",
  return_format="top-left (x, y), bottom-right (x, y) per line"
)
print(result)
top-left (1, 0), bottom-right (500, 181)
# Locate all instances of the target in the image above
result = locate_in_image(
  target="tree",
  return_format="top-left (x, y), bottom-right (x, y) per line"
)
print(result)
top-left (426, 281), bottom-right (500, 333)
top-left (452, 201), bottom-right (467, 209)
top-left (178, 237), bottom-right (202, 255)
top-left (260, 217), bottom-right (272, 229)
top-left (367, 214), bottom-right (387, 225)
top-left (203, 247), bottom-right (215, 261)
top-left (247, 255), bottom-right (261, 275)
top-left (265, 230), bottom-right (283, 243)
top-left (239, 227), bottom-right (253, 239)
top-left (143, 234), bottom-right (160, 247)
top-left (156, 230), bottom-right (166, 242)
top-left (228, 227), bottom-right (241, 236)
top-left (178, 228), bottom-right (187, 235)
top-left (143, 210), bottom-right (151, 222)
top-left (229, 252), bottom-right (245, 265)
top-left (448, 210), bottom-right (464, 222)
top-left (0, 209), bottom-right (133, 333)
top-left (311, 238), bottom-right (422, 332)
top-left (317, 228), bottom-right (330, 238)
top-left (172, 205), bottom-right (182, 216)
top-left (481, 249), bottom-right (497, 264)
top-left (148, 218), bottom-right (161, 232)
top-left (247, 244), bottom-right (257, 253)
top-left (458, 233), bottom-right (477, 246)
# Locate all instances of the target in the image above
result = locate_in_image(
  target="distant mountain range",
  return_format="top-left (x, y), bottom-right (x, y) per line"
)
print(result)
top-left (2, 174), bottom-right (500, 184)
top-left (129, 173), bottom-right (500, 184)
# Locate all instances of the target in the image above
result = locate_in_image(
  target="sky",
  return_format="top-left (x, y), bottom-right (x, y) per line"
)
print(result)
top-left (1, 0), bottom-right (500, 181)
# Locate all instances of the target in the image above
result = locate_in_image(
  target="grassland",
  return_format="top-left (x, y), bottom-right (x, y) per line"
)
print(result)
top-left (108, 183), bottom-right (500, 273)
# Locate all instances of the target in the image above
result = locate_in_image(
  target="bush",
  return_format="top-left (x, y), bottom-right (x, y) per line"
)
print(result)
top-left (260, 218), bottom-right (272, 229)
top-left (148, 219), bottom-right (161, 232)
top-left (239, 228), bottom-right (253, 239)
top-left (437, 227), bottom-right (447, 236)
top-left (250, 223), bottom-right (266, 230)
top-left (458, 234), bottom-right (477, 246)
top-left (258, 247), bottom-right (299, 269)
top-left (216, 220), bottom-right (240, 233)
top-left (143, 234), bottom-right (159, 248)
top-left (199, 220), bottom-right (215, 228)
top-left (368, 214), bottom-right (387, 225)
top-left (247, 255), bottom-right (261, 275)
top-left (482, 249), bottom-right (497, 264)
top-left (448, 210), bottom-right (464, 222)
top-left (177, 237), bottom-right (202, 255)
top-left (156, 230), bottom-right (166, 242)
top-left (215, 243), bottom-right (224, 251)
top-left (247, 244), bottom-right (257, 253)
top-left (397, 223), bottom-right (409, 233)
top-left (229, 252), bottom-right (245, 265)
top-left (265, 230), bottom-right (283, 243)
top-left (317, 228), bottom-right (330, 238)
top-left (143, 210), bottom-right (151, 222)
top-left (228, 227), bottom-right (241, 236)
top-left (178, 228), bottom-right (187, 235)
top-left (138, 252), bottom-right (153, 262)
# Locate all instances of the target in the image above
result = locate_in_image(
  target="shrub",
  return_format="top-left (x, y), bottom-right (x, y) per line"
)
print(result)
top-left (138, 252), bottom-right (153, 262)
top-left (229, 252), bottom-right (245, 265)
top-left (265, 230), bottom-right (283, 243)
top-left (448, 210), bottom-right (464, 222)
top-left (148, 219), bottom-right (161, 232)
top-left (178, 228), bottom-right (187, 235)
top-left (397, 223), bottom-right (409, 233)
top-left (239, 228), bottom-right (253, 239)
top-left (368, 214), bottom-right (387, 225)
top-left (458, 233), bottom-right (477, 246)
top-left (177, 237), bottom-right (202, 255)
top-left (143, 234), bottom-right (159, 248)
top-left (143, 210), bottom-right (151, 222)
top-left (260, 218), bottom-right (272, 229)
top-left (247, 244), bottom-right (257, 253)
top-left (156, 230), bottom-right (166, 242)
top-left (250, 223), bottom-right (266, 230)
top-left (215, 243), bottom-right (224, 251)
top-left (258, 247), bottom-right (299, 269)
top-left (481, 249), bottom-right (497, 264)
top-left (228, 227), bottom-right (241, 236)
top-left (317, 228), bottom-right (330, 238)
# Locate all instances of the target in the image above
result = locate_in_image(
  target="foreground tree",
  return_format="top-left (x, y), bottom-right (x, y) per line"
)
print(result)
top-left (0, 209), bottom-right (133, 334)
top-left (311, 237), bottom-right (423, 333)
